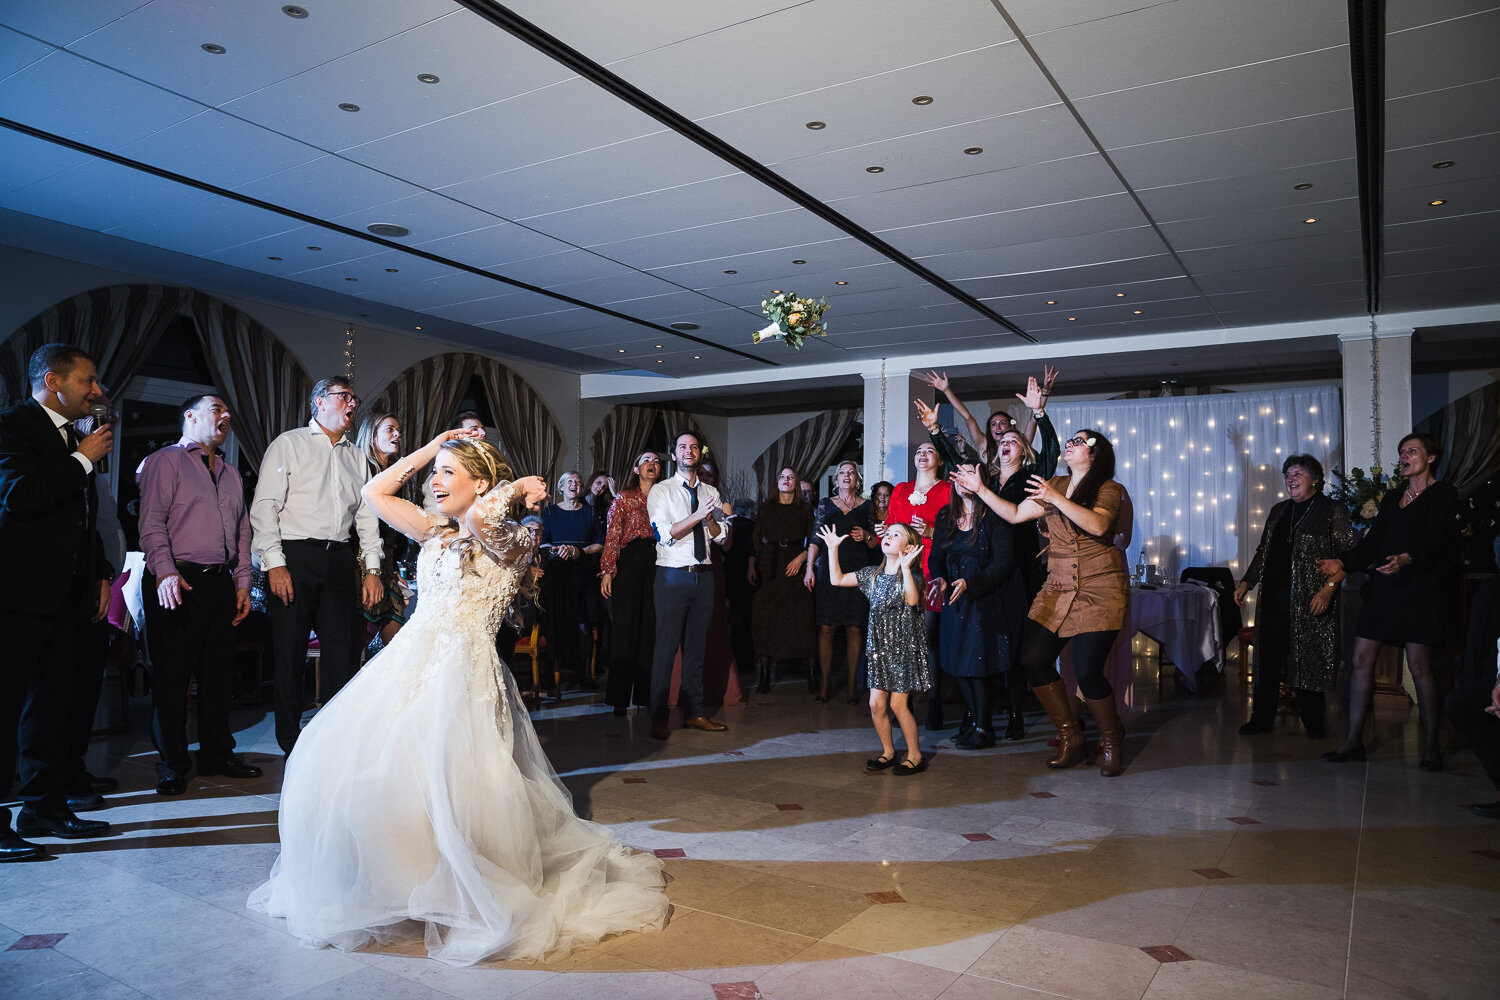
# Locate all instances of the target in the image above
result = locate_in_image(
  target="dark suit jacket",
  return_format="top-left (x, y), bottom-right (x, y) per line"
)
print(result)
top-left (0, 398), bottom-right (111, 616)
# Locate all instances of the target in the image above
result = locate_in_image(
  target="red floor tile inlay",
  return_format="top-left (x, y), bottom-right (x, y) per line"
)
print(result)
top-left (1225, 816), bottom-right (1261, 825)
top-left (962, 833), bottom-right (995, 842)
top-left (865, 891), bottom-right (905, 904)
top-left (1028, 791), bottom-right (1057, 799)
top-left (1192, 867), bottom-right (1235, 879)
top-left (776, 803), bottom-right (803, 811)
top-left (653, 848), bottom-right (687, 859)
top-left (8, 934), bottom-right (66, 951)
top-left (1141, 944), bottom-right (1194, 962)
top-left (712, 982), bottom-right (761, 1000)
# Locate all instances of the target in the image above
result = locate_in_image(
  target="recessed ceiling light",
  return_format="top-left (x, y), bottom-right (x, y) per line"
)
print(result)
top-left (267, 256), bottom-right (282, 261)
top-left (417, 73), bottom-right (440, 84)
top-left (792, 259), bottom-right (806, 265)
top-left (836, 280), bottom-right (848, 285)
top-left (414, 326), bottom-right (422, 330)
top-left (1045, 300), bottom-right (1056, 305)
top-left (1428, 199), bottom-right (1447, 206)
top-left (866, 166), bottom-right (884, 173)
top-left (805, 121), bottom-right (826, 130)
top-left (617, 349), bottom-right (625, 353)
top-left (201, 43), bottom-right (226, 54)
top-left (654, 344), bottom-right (663, 349)
top-left (669, 322), bottom-right (700, 331)
top-left (282, 5), bottom-right (308, 17)
top-left (1115, 292), bottom-right (1126, 298)
top-left (912, 96), bottom-right (934, 105)
top-left (963, 146), bottom-right (983, 155)
top-left (1067, 317), bottom-right (1076, 321)
top-left (693, 355), bottom-right (701, 359)
top-left (338, 102), bottom-right (360, 112)
top-left (344, 277), bottom-right (358, 282)
top-left (723, 269), bottom-right (737, 274)
top-left (1293, 182), bottom-right (1313, 190)
top-left (306, 245), bottom-right (322, 251)
top-left (367, 223), bottom-right (410, 238)
top-left (1302, 218), bottom-right (1318, 224)
top-left (1133, 310), bottom-right (1143, 315)
top-left (656, 359), bottom-right (664, 364)
top-left (384, 267), bottom-right (398, 273)
top-left (1432, 160), bottom-right (1455, 169)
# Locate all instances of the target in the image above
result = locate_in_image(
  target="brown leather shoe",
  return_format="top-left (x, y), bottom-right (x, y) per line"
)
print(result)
top-left (683, 716), bottom-right (727, 732)
top-left (649, 722), bottom-right (670, 740)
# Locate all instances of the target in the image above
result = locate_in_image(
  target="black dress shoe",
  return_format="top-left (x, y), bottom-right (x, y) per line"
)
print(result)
top-left (649, 722), bottom-right (670, 740)
top-left (1471, 801), bottom-right (1500, 820)
top-left (15, 806), bottom-right (110, 839)
top-left (1238, 719), bottom-right (1272, 736)
top-left (66, 794), bottom-right (107, 812)
top-left (198, 757), bottom-right (263, 779)
top-left (157, 773), bottom-right (188, 796)
top-left (1322, 745), bottom-right (1367, 763)
top-left (0, 827), bottom-right (47, 863)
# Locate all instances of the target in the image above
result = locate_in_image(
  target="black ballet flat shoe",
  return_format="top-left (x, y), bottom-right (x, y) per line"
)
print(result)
top-left (866, 754), bottom-right (899, 770)
top-left (1419, 754), bottom-right (1443, 773)
top-left (892, 757), bottom-right (928, 776)
top-left (1238, 719), bottom-right (1272, 736)
top-left (1322, 745), bottom-right (1367, 763)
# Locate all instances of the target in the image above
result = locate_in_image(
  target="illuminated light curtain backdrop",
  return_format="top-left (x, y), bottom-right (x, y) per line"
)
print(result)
top-left (1044, 385), bottom-right (1343, 600)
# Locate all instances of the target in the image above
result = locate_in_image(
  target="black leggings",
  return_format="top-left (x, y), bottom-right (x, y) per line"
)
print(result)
top-left (1020, 617), bottom-right (1119, 702)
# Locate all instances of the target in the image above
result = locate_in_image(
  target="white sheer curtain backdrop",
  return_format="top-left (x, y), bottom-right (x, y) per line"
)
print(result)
top-left (1044, 385), bottom-right (1343, 585)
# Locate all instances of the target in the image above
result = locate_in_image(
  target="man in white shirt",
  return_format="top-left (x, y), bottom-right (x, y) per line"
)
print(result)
top-left (251, 377), bottom-right (382, 754)
top-left (645, 431), bottom-right (731, 740)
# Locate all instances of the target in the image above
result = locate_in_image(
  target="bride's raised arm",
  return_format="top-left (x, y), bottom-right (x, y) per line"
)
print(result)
top-left (466, 476), bottom-right (549, 564)
top-left (362, 428), bottom-right (473, 540)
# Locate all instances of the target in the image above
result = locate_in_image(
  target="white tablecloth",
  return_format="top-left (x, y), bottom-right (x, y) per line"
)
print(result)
top-left (1129, 582), bottom-right (1223, 691)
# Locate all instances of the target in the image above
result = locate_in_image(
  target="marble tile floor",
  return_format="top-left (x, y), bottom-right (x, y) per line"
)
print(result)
top-left (3, 660), bottom-right (1498, 1000)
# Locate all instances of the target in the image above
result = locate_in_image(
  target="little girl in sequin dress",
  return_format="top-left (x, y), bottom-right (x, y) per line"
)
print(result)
top-left (817, 522), bottom-right (931, 775)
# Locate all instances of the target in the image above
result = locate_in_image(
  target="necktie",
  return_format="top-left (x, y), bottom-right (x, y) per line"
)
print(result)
top-left (64, 422), bottom-right (80, 453)
top-left (685, 481), bottom-right (706, 562)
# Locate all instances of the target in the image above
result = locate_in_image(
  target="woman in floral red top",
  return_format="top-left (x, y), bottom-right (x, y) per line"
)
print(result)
top-left (600, 451), bottom-right (662, 715)
top-left (886, 440), bottom-right (952, 730)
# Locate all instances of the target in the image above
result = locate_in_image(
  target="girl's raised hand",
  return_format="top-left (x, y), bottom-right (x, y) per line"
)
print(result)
top-left (897, 544), bottom-right (922, 570)
top-left (815, 524), bottom-right (846, 550)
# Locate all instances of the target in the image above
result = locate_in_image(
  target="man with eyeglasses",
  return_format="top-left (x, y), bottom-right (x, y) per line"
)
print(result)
top-left (251, 377), bottom-right (383, 755)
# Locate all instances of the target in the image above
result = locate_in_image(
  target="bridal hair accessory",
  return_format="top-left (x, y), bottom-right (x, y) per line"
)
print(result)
top-left (753, 289), bottom-right (830, 349)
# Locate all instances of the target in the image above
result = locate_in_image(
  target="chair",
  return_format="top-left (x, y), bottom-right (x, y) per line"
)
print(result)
top-left (1179, 566), bottom-right (1242, 660)
top-left (512, 624), bottom-right (545, 708)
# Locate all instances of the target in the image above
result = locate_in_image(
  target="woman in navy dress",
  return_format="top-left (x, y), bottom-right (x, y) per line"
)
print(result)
top-left (804, 461), bottom-right (878, 702)
top-left (539, 471), bottom-right (602, 692)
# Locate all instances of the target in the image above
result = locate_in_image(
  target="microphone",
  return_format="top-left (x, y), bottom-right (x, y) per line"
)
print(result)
top-left (86, 397), bottom-right (116, 474)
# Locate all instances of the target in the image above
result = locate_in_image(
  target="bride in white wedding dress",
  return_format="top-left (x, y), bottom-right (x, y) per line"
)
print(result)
top-left (248, 429), bottom-right (669, 966)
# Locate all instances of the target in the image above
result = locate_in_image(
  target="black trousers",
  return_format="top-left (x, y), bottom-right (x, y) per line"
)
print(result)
top-left (144, 568), bottom-right (238, 778)
top-left (606, 539), bottom-right (656, 710)
top-left (1, 575), bottom-right (105, 813)
top-left (1446, 679), bottom-right (1500, 791)
top-left (650, 567), bottom-right (713, 723)
top-left (267, 540), bottom-right (359, 754)
top-left (1020, 617), bottom-right (1120, 701)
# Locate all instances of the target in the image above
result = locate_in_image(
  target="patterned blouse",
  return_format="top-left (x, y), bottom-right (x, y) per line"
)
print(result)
top-left (600, 488), bottom-right (652, 576)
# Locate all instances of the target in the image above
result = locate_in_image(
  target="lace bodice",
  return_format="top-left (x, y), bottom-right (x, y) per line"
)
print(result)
top-left (408, 482), bottom-right (536, 639)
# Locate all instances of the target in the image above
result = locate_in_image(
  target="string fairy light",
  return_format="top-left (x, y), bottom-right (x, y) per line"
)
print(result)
top-left (343, 324), bottom-right (356, 384)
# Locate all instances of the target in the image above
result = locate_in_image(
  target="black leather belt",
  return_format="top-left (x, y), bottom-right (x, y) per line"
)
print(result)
top-left (286, 538), bottom-right (351, 550)
top-left (175, 560), bottom-right (230, 574)
top-left (666, 564), bottom-right (712, 574)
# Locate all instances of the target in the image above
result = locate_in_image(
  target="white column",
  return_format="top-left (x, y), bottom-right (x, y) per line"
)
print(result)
top-left (862, 365), bottom-right (933, 487)
top-left (1338, 328), bottom-right (1413, 474)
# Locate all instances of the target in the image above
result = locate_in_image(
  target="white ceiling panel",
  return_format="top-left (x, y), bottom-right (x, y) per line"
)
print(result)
top-left (1022, 294), bottom-right (1219, 333)
top-left (1004, 0), bottom-right (1186, 36)
top-left (1387, 0), bottom-right (1500, 32)
top-left (102, 195), bottom-right (306, 259)
top-left (0, 25), bottom-right (52, 77)
top-left (832, 154), bottom-right (1123, 231)
top-left (504, 0), bottom-right (794, 64)
top-left (598, 213), bottom-right (856, 271)
top-left (330, 192), bottom-right (511, 246)
top-left (67, 0), bottom-right (454, 107)
top-left (611, 0), bottom-right (1014, 120)
top-left (1, 158), bottom-right (203, 233)
top-left (1137, 158), bottom-right (1357, 222)
top-left (1385, 6), bottom-right (1500, 98)
top-left (1176, 230), bottom-right (1366, 275)
top-left (1157, 197), bottom-right (1361, 252)
top-left (1385, 131), bottom-right (1500, 190)
top-left (204, 227), bottom-right (380, 273)
top-left (709, 42), bottom-right (1057, 164)
top-left (964, 254), bottom-right (1184, 298)
top-left (918, 226), bottom-right (1169, 280)
top-left (1028, 0), bottom-right (1347, 99)
top-left (1193, 260), bottom-right (1366, 296)
top-left (0, 130), bottom-right (92, 196)
top-left (499, 251), bottom-right (649, 289)
top-left (0, 2), bottom-right (148, 48)
top-left (1107, 111), bottom-right (1357, 189)
top-left (985, 276), bottom-right (1202, 314)
top-left (1384, 212), bottom-right (1500, 253)
top-left (878, 194), bottom-right (1149, 258)
top-left (529, 175), bottom-right (801, 247)
top-left (0, 49), bottom-right (200, 150)
top-left (1073, 49), bottom-right (1352, 149)
top-left (231, 156), bottom-right (421, 220)
top-left (1385, 174), bottom-right (1500, 226)
top-left (114, 111), bottom-right (324, 189)
top-left (1384, 265), bottom-right (1500, 310)
top-left (412, 224), bottom-right (573, 269)
top-left (342, 77), bottom-right (664, 189)
top-left (445, 133), bottom-right (736, 221)
top-left (1385, 78), bottom-right (1500, 148)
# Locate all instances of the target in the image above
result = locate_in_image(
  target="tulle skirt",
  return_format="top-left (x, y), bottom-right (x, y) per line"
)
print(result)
top-left (247, 616), bottom-right (668, 966)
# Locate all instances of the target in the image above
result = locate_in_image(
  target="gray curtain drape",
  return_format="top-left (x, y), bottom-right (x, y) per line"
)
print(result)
top-left (474, 354), bottom-right (566, 485)
top-left (1420, 380), bottom-right (1500, 500)
top-left (368, 353), bottom-right (481, 454)
top-left (751, 408), bottom-right (859, 497)
top-left (0, 285), bottom-right (192, 406)
top-left (591, 404), bottom-right (661, 485)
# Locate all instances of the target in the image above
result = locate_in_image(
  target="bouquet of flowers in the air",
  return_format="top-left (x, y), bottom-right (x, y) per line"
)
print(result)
top-left (752, 289), bottom-right (830, 350)
top-left (1328, 463), bottom-right (1406, 528)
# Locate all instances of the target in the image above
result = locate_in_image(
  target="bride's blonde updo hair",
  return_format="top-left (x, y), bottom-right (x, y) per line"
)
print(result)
top-left (439, 438), bottom-right (512, 496)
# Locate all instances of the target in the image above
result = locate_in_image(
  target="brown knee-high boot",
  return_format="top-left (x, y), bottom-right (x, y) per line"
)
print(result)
top-left (1031, 681), bottom-right (1085, 768)
top-left (1086, 696), bottom-right (1126, 777)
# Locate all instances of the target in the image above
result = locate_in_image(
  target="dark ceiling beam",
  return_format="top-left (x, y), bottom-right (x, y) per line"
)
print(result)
top-left (1346, 0), bottom-right (1386, 316)
top-left (0, 116), bottom-right (779, 367)
top-left (452, 0), bottom-right (1039, 345)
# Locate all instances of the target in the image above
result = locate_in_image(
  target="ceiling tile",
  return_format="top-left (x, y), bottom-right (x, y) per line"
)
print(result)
top-left (1108, 111), bottom-right (1357, 189)
top-left (1385, 7), bottom-right (1500, 99)
top-left (1385, 77), bottom-right (1500, 149)
top-left (0, 129), bottom-right (92, 196)
top-left (232, 155), bottom-right (421, 220)
top-left (115, 111), bottom-right (324, 189)
top-left (528, 174), bottom-right (800, 247)
top-left (0, 25), bottom-right (52, 78)
top-left (0, 2), bottom-right (147, 47)
top-left (0, 49), bottom-right (200, 150)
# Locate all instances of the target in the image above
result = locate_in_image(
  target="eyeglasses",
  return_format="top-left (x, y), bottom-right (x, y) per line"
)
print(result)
top-left (325, 390), bottom-right (360, 407)
top-left (1065, 436), bottom-right (1091, 448)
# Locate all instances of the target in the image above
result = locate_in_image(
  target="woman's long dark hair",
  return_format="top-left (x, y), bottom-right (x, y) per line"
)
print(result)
top-left (939, 472), bottom-right (991, 547)
top-left (1068, 429), bottom-right (1116, 510)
